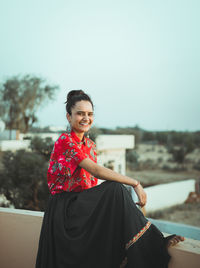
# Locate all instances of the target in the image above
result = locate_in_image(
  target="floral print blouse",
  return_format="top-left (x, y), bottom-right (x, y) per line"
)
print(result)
top-left (47, 130), bottom-right (98, 195)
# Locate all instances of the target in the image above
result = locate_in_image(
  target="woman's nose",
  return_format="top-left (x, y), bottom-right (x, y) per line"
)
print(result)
top-left (83, 114), bottom-right (89, 121)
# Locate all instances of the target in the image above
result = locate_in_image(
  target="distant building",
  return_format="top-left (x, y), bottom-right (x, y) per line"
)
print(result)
top-left (0, 132), bottom-right (135, 177)
top-left (96, 135), bottom-right (134, 176)
top-left (48, 126), bottom-right (66, 132)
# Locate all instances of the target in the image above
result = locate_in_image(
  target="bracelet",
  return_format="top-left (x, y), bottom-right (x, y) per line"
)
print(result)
top-left (133, 181), bottom-right (140, 188)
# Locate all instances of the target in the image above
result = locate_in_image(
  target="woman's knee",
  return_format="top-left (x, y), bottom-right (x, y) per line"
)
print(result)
top-left (105, 181), bottom-right (127, 194)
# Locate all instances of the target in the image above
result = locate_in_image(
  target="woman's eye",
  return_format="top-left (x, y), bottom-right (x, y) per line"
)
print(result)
top-left (77, 112), bottom-right (93, 116)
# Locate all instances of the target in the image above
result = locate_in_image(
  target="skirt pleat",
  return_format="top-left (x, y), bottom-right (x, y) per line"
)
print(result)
top-left (35, 181), bottom-right (171, 268)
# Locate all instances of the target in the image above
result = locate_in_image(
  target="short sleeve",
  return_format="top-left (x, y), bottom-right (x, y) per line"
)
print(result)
top-left (47, 133), bottom-right (87, 183)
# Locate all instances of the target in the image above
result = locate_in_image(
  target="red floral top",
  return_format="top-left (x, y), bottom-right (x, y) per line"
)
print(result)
top-left (47, 130), bottom-right (98, 195)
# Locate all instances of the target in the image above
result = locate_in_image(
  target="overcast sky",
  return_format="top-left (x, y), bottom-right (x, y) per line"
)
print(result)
top-left (0, 0), bottom-right (199, 131)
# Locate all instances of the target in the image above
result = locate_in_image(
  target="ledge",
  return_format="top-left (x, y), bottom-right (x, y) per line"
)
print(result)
top-left (149, 217), bottom-right (200, 241)
top-left (0, 207), bottom-right (200, 268)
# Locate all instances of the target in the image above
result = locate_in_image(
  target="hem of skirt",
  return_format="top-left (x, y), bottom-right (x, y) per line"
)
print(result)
top-left (120, 256), bottom-right (128, 268)
top-left (120, 221), bottom-right (152, 268)
top-left (125, 221), bottom-right (152, 250)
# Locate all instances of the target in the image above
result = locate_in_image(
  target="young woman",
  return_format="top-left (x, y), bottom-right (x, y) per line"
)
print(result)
top-left (36, 90), bottom-right (184, 268)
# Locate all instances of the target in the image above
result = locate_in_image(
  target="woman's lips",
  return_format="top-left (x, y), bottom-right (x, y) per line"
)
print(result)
top-left (80, 122), bottom-right (90, 126)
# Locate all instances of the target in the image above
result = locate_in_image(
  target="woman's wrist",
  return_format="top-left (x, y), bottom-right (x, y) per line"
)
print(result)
top-left (133, 180), bottom-right (140, 188)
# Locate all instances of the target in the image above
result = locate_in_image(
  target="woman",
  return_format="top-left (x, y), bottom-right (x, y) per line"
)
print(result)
top-left (36, 90), bottom-right (184, 268)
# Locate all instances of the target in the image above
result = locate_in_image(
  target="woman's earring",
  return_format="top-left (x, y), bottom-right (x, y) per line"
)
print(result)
top-left (66, 124), bottom-right (71, 133)
top-left (87, 131), bottom-right (90, 138)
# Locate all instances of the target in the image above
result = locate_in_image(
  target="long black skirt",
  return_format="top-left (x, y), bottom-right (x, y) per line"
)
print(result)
top-left (35, 181), bottom-right (172, 268)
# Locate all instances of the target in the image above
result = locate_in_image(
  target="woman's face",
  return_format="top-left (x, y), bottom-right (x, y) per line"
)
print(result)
top-left (67, 100), bottom-right (94, 135)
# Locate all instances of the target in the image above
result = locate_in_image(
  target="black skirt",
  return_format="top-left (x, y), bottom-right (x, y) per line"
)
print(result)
top-left (35, 181), bottom-right (171, 268)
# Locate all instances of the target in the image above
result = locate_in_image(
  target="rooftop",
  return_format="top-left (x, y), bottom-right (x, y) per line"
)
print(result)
top-left (0, 207), bottom-right (200, 268)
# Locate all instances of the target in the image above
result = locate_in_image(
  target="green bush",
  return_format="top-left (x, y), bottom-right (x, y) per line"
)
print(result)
top-left (29, 136), bottom-right (54, 160)
top-left (0, 136), bottom-right (54, 211)
top-left (193, 161), bottom-right (200, 171)
top-left (126, 149), bottom-right (139, 163)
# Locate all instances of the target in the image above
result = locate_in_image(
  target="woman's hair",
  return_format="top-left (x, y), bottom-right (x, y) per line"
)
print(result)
top-left (65, 90), bottom-right (94, 115)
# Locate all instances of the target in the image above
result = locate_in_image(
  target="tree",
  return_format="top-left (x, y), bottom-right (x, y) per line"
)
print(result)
top-left (29, 136), bottom-right (54, 161)
top-left (0, 135), bottom-right (56, 211)
top-left (0, 74), bottom-right (59, 134)
top-left (0, 150), bottom-right (49, 211)
top-left (167, 133), bottom-right (195, 164)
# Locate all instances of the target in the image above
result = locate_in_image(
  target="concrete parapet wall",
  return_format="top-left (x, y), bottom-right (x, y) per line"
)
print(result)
top-left (145, 179), bottom-right (196, 212)
top-left (96, 134), bottom-right (134, 150)
top-left (0, 208), bottom-right (43, 268)
top-left (0, 207), bottom-right (200, 268)
top-left (0, 140), bottom-right (31, 151)
top-left (130, 179), bottom-right (196, 212)
top-left (149, 218), bottom-right (200, 241)
top-left (167, 234), bottom-right (200, 268)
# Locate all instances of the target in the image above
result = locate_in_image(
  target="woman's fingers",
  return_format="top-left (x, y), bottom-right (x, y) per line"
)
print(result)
top-left (136, 197), bottom-right (146, 207)
top-left (137, 194), bottom-right (147, 207)
top-left (139, 194), bottom-right (147, 206)
top-left (136, 202), bottom-right (145, 207)
top-left (133, 184), bottom-right (147, 207)
top-left (136, 202), bottom-right (144, 207)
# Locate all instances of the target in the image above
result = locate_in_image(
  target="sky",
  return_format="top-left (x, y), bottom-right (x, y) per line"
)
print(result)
top-left (0, 0), bottom-right (199, 131)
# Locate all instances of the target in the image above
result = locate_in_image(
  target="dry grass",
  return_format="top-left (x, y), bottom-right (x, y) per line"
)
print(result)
top-left (126, 167), bottom-right (200, 227)
top-left (126, 169), bottom-right (200, 187)
top-left (146, 202), bottom-right (200, 227)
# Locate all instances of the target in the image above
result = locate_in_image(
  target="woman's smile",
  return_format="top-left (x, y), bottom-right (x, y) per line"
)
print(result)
top-left (80, 122), bottom-right (89, 126)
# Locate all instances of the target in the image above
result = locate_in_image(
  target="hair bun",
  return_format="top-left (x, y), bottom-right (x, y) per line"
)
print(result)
top-left (65, 89), bottom-right (94, 114)
top-left (67, 90), bottom-right (85, 102)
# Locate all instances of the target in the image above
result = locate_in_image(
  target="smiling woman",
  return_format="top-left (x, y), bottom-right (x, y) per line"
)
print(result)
top-left (35, 90), bottom-right (184, 268)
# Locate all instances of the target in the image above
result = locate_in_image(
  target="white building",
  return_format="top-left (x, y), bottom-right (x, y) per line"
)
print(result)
top-left (96, 135), bottom-right (134, 176)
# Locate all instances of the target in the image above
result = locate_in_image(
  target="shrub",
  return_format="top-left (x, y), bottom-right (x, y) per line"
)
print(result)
top-left (0, 137), bottom-right (53, 211)
top-left (193, 161), bottom-right (200, 171)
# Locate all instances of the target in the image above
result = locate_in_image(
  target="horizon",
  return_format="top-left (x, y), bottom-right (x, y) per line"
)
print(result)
top-left (32, 123), bottom-right (200, 133)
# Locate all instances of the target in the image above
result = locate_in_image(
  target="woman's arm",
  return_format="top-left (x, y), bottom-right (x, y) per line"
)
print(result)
top-left (79, 158), bottom-right (147, 207)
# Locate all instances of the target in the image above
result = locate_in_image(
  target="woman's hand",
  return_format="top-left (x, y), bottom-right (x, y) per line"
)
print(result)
top-left (133, 183), bottom-right (147, 207)
top-left (79, 158), bottom-right (148, 205)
